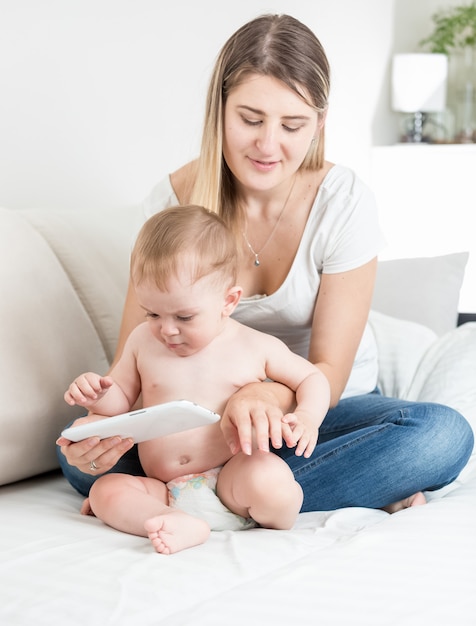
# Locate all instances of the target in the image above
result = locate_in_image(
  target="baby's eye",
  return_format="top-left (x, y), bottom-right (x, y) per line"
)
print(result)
top-left (177, 315), bottom-right (193, 322)
top-left (145, 312), bottom-right (159, 319)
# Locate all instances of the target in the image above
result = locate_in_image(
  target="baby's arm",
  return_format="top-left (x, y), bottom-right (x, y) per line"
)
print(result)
top-left (64, 372), bottom-right (131, 417)
top-left (265, 339), bottom-right (331, 458)
top-left (282, 368), bottom-right (330, 457)
top-left (64, 325), bottom-right (144, 416)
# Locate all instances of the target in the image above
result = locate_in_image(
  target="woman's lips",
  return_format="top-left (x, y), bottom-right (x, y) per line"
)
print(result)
top-left (249, 157), bottom-right (279, 172)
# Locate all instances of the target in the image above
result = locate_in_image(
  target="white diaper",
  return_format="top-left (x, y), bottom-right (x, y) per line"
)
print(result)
top-left (166, 466), bottom-right (256, 531)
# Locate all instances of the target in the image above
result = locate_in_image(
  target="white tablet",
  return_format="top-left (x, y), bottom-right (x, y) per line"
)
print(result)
top-left (61, 400), bottom-right (220, 443)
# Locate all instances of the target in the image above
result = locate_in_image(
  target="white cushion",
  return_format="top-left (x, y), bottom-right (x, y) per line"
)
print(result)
top-left (370, 311), bottom-right (476, 438)
top-left (0, 210), bottom-right (110, 485)
top-left (368, 311), bottom-right (437, 399)
top-left (372, 252), bottom-right (468, 336)
top-left (0, 204), bottom-right (473, 487)
top-left (406, 322), bottom-right (476, 431)
top-left (21, 207), bottom-right (143, 362)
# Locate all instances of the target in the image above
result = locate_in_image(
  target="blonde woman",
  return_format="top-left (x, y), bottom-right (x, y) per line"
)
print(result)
top-left (58, 14), bottom-right (473, 513)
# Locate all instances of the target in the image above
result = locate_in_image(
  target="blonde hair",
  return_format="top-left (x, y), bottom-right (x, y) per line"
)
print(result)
top-left (191, 14), bottom-right (331, 232)
top-left (130, 205), bottom-right (238, 291)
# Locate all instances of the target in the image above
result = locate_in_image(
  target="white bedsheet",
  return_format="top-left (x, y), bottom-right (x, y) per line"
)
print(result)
top-left (1, 455), bottom-right (475, 626)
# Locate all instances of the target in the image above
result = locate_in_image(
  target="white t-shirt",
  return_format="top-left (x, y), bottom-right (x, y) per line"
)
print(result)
top-left (144, 165), bottom-right (386, 398)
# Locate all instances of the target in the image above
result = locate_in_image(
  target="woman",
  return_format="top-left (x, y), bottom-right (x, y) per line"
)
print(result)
top-left (57, 14), bottom-right (473, 512)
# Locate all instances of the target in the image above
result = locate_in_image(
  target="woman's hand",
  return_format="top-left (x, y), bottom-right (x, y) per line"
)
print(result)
top-left (221, 381), bottom-right (296, 456)
top-left (56, 414), bottom-right (134, 475)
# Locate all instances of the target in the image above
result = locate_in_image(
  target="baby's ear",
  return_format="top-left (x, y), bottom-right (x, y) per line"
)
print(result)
top-left (223, 285), bottom-right (242, 316)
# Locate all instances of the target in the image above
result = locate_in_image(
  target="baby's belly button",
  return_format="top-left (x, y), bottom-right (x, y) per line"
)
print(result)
top-left (178, 455), bottom-right (191, 466)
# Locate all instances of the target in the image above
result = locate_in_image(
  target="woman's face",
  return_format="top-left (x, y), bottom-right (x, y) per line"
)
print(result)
top-left (223, 74), bottom-right (320, 193)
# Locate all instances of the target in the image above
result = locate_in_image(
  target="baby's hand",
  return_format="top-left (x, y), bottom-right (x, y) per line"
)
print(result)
top-left (64, 373), bottom-right (114, 407)
top-left (281, 412), bottom-right (319, 458)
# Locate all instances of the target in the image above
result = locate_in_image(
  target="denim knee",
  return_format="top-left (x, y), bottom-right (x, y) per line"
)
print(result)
top-left (411, 402), bottom-right (474, 489)
top-left (56, 443), bottom-right (97, 496)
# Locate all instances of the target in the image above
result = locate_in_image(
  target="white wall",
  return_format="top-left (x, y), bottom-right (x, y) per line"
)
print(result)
top-left (378, 0), bottom-right (476, 313)
top-left (1, 0), bottom-right (474, 310)
top-left (0, 0), bottom-right (394, 210)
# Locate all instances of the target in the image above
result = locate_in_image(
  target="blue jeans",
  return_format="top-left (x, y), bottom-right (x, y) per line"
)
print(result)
top-left (57, 390), bottom-right (474, 510)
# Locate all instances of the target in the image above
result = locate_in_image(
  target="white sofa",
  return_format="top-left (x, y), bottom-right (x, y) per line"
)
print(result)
top-left (1, 205), bottom-right (475, 626)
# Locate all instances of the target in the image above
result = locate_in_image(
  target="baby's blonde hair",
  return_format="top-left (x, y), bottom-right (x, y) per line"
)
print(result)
top-left (131, 205), bottom-right (238, 291)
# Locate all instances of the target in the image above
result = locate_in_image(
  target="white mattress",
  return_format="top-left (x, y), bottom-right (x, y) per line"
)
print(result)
top-left (1, 455), bottom-right (475, 626)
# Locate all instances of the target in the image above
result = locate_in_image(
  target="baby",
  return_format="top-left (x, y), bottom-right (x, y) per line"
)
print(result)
top-left (64, 205), bottom-right (330, 554)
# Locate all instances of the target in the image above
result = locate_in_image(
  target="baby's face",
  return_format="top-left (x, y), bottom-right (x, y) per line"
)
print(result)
top-left (135, 270), bottom-right (237, 357)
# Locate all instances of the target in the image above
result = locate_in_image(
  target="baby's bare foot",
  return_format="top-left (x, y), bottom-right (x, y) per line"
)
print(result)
top-left (382, 491), bottom-right (427, 514)
top-left (144, 511), bottom-right (210, 555)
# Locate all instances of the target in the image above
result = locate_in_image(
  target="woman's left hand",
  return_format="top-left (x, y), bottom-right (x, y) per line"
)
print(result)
top-left (221, 381), bottom-right (296, 455)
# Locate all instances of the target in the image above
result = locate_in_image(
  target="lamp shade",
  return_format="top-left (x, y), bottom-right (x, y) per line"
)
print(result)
top-left (391, 53), bottom-right (448, 112)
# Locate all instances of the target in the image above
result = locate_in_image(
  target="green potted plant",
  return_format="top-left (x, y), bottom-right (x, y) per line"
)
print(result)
top-left (420, 2), bottom-right (476, 54)
top-left (420, 2), bottom-right (476, 142)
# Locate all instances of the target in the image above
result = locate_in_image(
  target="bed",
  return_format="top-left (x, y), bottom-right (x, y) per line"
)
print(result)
top-left (0, 204), bottom-right (475, 625)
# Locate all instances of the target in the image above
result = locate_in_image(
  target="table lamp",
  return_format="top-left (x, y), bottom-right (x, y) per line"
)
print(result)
top-left (391, 53), bottom-right (448, 142)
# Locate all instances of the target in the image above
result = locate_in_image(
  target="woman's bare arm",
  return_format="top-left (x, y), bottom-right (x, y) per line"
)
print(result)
top-left (112, 279), bottom-right (145, 368)
top-left (309, 258), bottom-right (377, 406)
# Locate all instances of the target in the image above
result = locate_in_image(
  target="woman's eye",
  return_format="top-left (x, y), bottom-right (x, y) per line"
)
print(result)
top-left (242, 117), bottom-right (261, 127)
top-left (282, 124), bottom-right (301, 133)
top-left (242, 116), bottom-right (300, 133)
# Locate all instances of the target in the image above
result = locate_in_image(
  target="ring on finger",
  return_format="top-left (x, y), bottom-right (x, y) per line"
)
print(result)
top-left (89, 460), bottom-right (98, 472)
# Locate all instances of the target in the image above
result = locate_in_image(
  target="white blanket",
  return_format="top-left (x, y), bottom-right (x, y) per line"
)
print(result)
top-left (1, 454), bottom-right (475, 626)
top-left (0, 313), bottom-right (476, 626)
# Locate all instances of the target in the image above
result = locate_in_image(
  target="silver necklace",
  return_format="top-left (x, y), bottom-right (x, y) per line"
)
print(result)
top-left (242, 175), bottom-right (297, 267)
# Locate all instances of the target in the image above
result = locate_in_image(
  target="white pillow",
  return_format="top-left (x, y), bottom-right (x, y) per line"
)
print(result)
top-left (372, 253), bottom-right (469, 336)
top-left (368, 311), bottom-right (437, 399)
top-left (370, 312), bottom-right (476, 442)
top-left (21, 206), bottom-right (143, 363)
top-left (0, 209), bottom-right (110, 486)
top-left (406, 322), bottom-right (476, 423)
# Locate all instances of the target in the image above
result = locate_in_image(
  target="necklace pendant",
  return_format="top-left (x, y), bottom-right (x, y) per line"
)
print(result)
top-left (242, 173), bottom-right (297, 270)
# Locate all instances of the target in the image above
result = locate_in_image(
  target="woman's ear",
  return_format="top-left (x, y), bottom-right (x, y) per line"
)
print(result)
top-left (222, 285), bottom-right (242, 317)
top-left (317, 106), bottom-right (328, 131)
